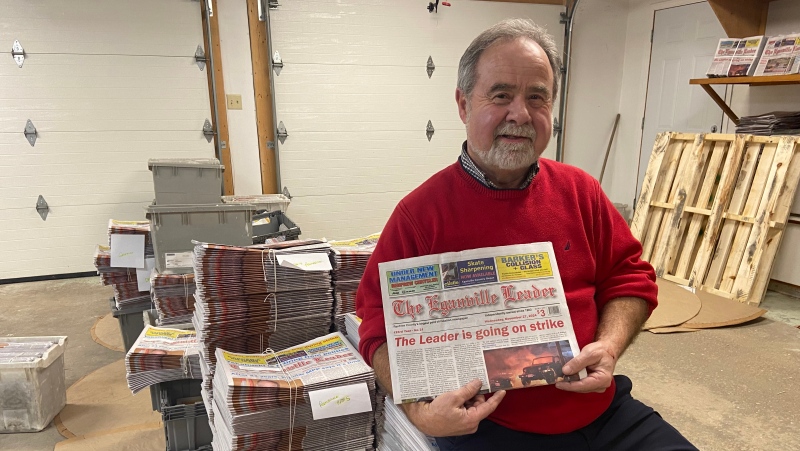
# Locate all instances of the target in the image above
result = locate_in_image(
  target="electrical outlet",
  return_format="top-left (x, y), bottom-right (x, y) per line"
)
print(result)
top-left (226, 94), bottom-right (242, 110)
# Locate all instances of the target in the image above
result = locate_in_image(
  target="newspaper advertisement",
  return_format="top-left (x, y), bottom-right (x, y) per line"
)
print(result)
top-left (215, 332), bottom-right (373, 389)
top-left (379, 242), bottom-right (586, 404)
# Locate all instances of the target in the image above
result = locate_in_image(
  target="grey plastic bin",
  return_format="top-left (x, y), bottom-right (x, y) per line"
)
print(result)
top-left (163, 403), bottom-right (213, 451)
top-left (146, 203), bottom-right (255, 274)
top-left (148, 158), bottom-right (224, 205)
top-left (252, 210), bottom-right (301, 243)
top-left (109, 298), bottom-right (152, 353)
top-left (143, 310), bottom-right (200, 412)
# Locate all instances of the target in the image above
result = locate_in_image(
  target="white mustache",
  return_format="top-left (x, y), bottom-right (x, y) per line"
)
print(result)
top-left (494, 123), bottom-right (536, 140)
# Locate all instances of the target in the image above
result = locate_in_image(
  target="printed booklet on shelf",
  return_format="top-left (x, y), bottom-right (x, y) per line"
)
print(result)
top-left (379, 242), bottom-right (586, 404)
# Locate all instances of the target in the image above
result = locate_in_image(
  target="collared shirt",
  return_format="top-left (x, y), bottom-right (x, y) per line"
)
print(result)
top-left (458, 141), bottom-right (539, 190)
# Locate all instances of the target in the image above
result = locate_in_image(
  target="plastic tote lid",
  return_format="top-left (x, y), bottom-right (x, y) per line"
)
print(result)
top-left (145, 203), bottom-right (256, 215)
top-left (148, 158), bottom-right (223, 170)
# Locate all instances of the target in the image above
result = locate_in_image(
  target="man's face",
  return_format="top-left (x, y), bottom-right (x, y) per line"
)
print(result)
top-left (457, 37), bottom-right (554, 173)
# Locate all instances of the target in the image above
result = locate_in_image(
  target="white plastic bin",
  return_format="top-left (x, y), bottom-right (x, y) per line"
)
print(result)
top-left (0, 336), bottom-right (68, 433)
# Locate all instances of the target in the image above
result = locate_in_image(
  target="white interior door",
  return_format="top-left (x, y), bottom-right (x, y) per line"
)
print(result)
top-left (636, 2), bottom-right (727, 201)
top-left (268, 0), bottom-right (564, 241)
top-left (0, 0), bottom-right (214, 280)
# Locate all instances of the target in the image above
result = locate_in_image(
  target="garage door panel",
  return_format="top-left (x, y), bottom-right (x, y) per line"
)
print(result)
top-left (1, 0), bottom-right (212, 278)
top-left (271, 1), bottom-right (564, 240)
top-left (0, 0), bottom-right (203, 56)
top-left (278, 130), bottom-right (463, 198)
top-left (284, 191), bottom-right (406, 242)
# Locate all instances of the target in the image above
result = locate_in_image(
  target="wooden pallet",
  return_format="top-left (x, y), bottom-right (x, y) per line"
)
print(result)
top-left (631, 133), bottom-right (800, 305)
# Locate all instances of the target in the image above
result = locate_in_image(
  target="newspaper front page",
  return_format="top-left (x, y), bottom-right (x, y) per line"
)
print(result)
top-left (379, 242), bottom-right (586, 403)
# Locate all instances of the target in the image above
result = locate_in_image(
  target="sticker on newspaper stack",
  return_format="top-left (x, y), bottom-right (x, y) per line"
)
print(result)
top-left (379, 242), bottom-right (587, 404)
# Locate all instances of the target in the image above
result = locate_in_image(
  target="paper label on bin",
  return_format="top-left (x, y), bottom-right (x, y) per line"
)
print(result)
top-left (165, 252), bottom-right (194, 269)
top-left (110, 234), bottom-right (145, 268)
top-left (276, 253), bottom-right (332, 271)
top-left (308, 382), bottom-right (372, 420)
top-left (136, 258), bottom-right (155, 291)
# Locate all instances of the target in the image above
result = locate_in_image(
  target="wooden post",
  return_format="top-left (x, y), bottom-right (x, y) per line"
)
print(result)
top-left (201, 0), bottom-right (235, 195)
top-left (246, 0), bottom-right (279, 194)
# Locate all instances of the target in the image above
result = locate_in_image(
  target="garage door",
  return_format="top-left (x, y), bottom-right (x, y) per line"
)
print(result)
top-left (0, 0), bottom-right (215, 280)
top-left (268, 0), bottom-right (564, 240)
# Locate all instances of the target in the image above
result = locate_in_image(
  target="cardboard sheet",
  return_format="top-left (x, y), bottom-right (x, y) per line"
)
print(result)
top-left (648, 327), bottom-right (699, 334)
top-left (55, 423), bottom-right (164, 451)
top-left (681, 289), bottom-right (767, 329)
top-left (90, 314), bottom-right (125, 352)
top-left (643, 279), bottom-right (702, 330)
top-left (54, 359), bottom-right (161, 439)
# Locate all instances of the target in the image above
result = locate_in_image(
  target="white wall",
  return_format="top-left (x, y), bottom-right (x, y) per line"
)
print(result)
top-left (217, 0), bottom-right (263, 195)
top-left (563, 0), bottom-right (629, 187)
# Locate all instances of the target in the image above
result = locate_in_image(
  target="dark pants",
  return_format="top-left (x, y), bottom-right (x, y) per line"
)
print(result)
top-left (436, 375), bottom-right (697, 451)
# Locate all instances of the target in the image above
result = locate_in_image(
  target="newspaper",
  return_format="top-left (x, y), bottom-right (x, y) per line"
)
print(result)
top-left (707, 38), bottom-right (740, 77)
top-left (727, 36), bottom-right (766, 77)
top-left (754, 35), bottom-right (797, 76)
top-left (125, 326), bottom-right (201, 393)
top-left (379, 242), bottom-right (586, 404)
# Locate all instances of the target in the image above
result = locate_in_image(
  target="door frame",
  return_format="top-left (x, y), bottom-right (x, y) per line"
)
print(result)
top-left (634, 0), bottom-right (726, 205)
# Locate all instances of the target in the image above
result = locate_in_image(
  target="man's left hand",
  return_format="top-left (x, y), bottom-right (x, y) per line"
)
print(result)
top-left (555, 340), bottom-right (617, 393)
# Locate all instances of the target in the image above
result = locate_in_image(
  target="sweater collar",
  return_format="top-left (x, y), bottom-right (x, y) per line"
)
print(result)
top-left (458, 141), bottom-right (539, 190)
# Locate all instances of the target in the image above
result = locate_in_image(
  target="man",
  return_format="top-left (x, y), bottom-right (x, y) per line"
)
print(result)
top-left (356, 19), bottom-right (696, 450)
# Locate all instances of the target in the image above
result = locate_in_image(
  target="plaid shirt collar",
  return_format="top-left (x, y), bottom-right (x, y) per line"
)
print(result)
top-left (458, 141), bottom-right (538, 190)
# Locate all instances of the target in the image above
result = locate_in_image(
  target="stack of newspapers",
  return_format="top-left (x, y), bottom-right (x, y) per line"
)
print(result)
top-left (736, 111), bottom-right (800, 135)
top-left (329, 234), bottom-right (379, 333)
top-left (94, 245), bottom-right (152, 310)
top-left (211, 333), bottom-right (377, 451)
top-left (151, 272), bottom-right (196, 325)
top-left (342, 313), bottom-right (435, 451)
top-left (191, 239), bottom-right (335, 435)
top-left (125, 326), bottom-right (202, 394)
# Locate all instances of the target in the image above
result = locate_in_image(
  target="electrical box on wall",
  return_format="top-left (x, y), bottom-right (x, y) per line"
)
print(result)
top-left (226, 94), bottom-right (242, 110)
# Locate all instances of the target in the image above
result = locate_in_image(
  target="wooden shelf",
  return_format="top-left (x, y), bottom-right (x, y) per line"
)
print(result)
top-left (690, 74), bottom-right (800, 86)
top-left (707, 0), bottom-right (778, 39)
top-left (689, 75), bottom-right (800, 125)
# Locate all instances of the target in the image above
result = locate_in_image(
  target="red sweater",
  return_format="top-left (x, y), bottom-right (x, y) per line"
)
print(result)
top-left (356, 159), bottom-right (657, 434)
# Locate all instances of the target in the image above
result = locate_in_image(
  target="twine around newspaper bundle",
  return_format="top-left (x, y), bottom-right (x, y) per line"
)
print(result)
top-left (262, 347), bottom-right (300, 450)
top-left (260, 249), bottom-right (280, 333)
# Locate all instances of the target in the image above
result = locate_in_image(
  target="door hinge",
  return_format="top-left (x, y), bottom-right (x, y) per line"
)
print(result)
top-left (282, 187), bottom-right (292, 199)
top-left (426, 56), bottom-right (435, 78)
top-left (426, 120), bottom-right (435, 141)
top-left (195, 45), bottom-right (207, 71)
top-left (269, 0), bottom-right (280, 9)
top-left (24, 120), bottom-right (37, 146)
top-left (11, 40), bottom-right (25, 68)
top-left (272, 51), bottom-right (283, 75)
top-left (202, 119), bottom-right (215, 143)
top-left (36, 195), bottom-right (49, 221)
top-left (277, 121), bottom-right (288, 144)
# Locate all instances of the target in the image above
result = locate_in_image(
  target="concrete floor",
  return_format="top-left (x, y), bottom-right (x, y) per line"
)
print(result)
top-left (1, 276), bottom-right (799, 451)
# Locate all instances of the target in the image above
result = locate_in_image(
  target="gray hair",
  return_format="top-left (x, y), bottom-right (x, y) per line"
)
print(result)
top-left (457, 19), bottom-right (561, 102)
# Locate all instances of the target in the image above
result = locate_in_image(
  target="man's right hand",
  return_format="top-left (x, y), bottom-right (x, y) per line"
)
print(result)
top-left (401, 379), bottom-right (506, 437)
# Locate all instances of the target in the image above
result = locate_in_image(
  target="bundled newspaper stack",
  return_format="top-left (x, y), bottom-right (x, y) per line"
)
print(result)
top-left (107, 219), bottom-right (154, 258)
top-left (211, 333), bottom-right (377, 451)
top-left (736, 111), bottom-right (800, 135)
top-left (343, 313), bottom-right (362, 350)
top-left (94, 245), bottom-right (151, 310)
top-left (341, 314), bottom-right (434, 451)
top-left (329, 234), bottom-right (379, 333)
top-left (93, 245), bottom-right (136, 285)
top-left (192, 239), bottom-right (335, 436)
top-left (151, 272), bottom-right (196, 325)
top-left (125, 326), bottom-right (202, 394)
